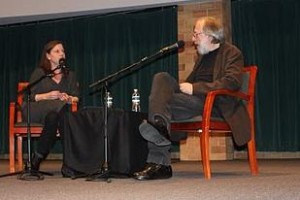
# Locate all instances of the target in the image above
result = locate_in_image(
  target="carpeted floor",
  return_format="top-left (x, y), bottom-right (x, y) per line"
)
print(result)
top-left (0, 159), bottom-right (299, 200)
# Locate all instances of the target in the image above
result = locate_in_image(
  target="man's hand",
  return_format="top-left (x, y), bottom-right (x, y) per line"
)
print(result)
top-left (180, 82), bottom-right (193, 95)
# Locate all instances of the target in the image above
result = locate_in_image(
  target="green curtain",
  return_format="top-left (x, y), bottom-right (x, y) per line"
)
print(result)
top-left (0, 7), bottom-right (178, 154)
top-left (231, 0), bottom-right (300, 151)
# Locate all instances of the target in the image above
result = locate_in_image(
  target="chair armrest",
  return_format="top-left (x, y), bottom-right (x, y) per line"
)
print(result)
top-left (201, 89), bottom-right (250, 129)
top-left (208, 89), bottom-right (250, 101)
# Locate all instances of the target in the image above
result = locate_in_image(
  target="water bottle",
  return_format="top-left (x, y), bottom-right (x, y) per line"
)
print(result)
top-left (105, 91), bottom-right (113, 108)
top-left (131, 89), bottom-right (141, 112)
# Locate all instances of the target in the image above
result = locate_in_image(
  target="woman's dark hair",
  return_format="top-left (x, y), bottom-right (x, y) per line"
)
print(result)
top-left (38, 40), bottom-right (68, 75)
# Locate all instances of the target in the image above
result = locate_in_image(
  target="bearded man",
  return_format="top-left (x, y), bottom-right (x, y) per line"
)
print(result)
top-left (133, 16), bottom-right (250, 180)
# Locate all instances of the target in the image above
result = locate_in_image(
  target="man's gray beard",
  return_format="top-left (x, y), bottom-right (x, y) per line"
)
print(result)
top-left (197, 45), bottom-right (210, 55)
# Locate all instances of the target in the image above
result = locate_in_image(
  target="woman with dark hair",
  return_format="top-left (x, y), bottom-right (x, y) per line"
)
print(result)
top-left (22, 40), bottom-right (80, 171)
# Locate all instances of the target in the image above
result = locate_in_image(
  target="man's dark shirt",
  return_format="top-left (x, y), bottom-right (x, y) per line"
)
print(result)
top-left (191, 48), bottom-right (220, 83)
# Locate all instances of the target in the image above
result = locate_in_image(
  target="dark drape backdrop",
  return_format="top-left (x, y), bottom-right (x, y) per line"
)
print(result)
top-left (231, 0), bottom-right (300, 151)
top-left (0, 7), bottom-right (178, 154)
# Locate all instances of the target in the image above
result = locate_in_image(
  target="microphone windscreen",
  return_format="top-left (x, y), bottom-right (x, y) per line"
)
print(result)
top-left (177, 40), bottom-right (185, 48)
top-left (59, 58), bottom-right (66, 65)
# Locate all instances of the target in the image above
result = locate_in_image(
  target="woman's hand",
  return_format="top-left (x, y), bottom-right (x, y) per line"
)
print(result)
top-left (35, 91), bottom-right (78, 103)
top-left (48, 90), bottom-right (62, 100)
top-left (60, 92), bottom-right (79, 104)
top-left (59, 92), bottom-right (70, 102)
top-left (35, 90), bottom-right (61, 101)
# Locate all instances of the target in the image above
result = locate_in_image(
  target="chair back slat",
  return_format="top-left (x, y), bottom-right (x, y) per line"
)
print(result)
top-left (16, 82), bottom-right (29, 122)
top-left (240, 66), bottom-right (258, 108)
top-left (240, 71), bottom-right (250, 94)
top-left (243, 66), bottom-right (258, 99)
top-left (243, 66), bottom-right (258, 116)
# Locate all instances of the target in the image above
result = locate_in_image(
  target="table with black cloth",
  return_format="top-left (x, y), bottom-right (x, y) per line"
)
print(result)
top-left (63, 107), bottom-right (148, 176)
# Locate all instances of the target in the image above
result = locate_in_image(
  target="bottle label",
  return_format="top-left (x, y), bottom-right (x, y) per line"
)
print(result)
top-left (132, 89), bottom-right (140, 112)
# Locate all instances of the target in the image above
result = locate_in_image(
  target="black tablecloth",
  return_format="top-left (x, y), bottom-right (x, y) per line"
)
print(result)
top-left (63, 107), bottom-right (148, 175)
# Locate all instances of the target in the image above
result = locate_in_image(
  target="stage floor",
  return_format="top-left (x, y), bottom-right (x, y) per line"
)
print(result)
top-left (0, 159), bottom-right (299, 200)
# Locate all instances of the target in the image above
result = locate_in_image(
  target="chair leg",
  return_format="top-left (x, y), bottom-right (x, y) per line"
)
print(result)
top-left (17, 136), bottom-right (24, 171)
top-left (9, 134), bottom-right (16, 173)
top-left (247, 139), bottom-right (259, 175)
top-left (200, 131), bottom-right (211, 179)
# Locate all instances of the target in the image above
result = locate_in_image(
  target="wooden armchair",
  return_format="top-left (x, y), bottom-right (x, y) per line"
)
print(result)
top-left (171, 65), bottom-right (258, 179)
top-left (9, 82), bottom-right (77, 172)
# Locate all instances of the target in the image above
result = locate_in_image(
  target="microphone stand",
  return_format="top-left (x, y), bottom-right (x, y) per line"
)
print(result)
top-left (87, 45), bottom-right (178, 182)
top-left (86, 82), bottom-right (111, 182)
top-left (0, 65), bottom-right (64, 180)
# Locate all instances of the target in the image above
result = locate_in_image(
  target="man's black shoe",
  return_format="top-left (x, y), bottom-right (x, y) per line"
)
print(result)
top-left (152, 119), bottom-right (170, 141)
top-left (139, 120), bottom-right (171, 146)
top-left (133, 163), bottom-right (172, 180)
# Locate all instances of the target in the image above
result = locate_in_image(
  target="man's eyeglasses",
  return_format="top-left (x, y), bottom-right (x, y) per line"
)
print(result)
top-left (192, 32), bottom-right (205, 37)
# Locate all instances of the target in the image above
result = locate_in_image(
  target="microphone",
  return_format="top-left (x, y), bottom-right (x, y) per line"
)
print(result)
top-left (160, 40), bottom-right (185, 53)
top-left (58, 58), bottom-right (68, 69)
